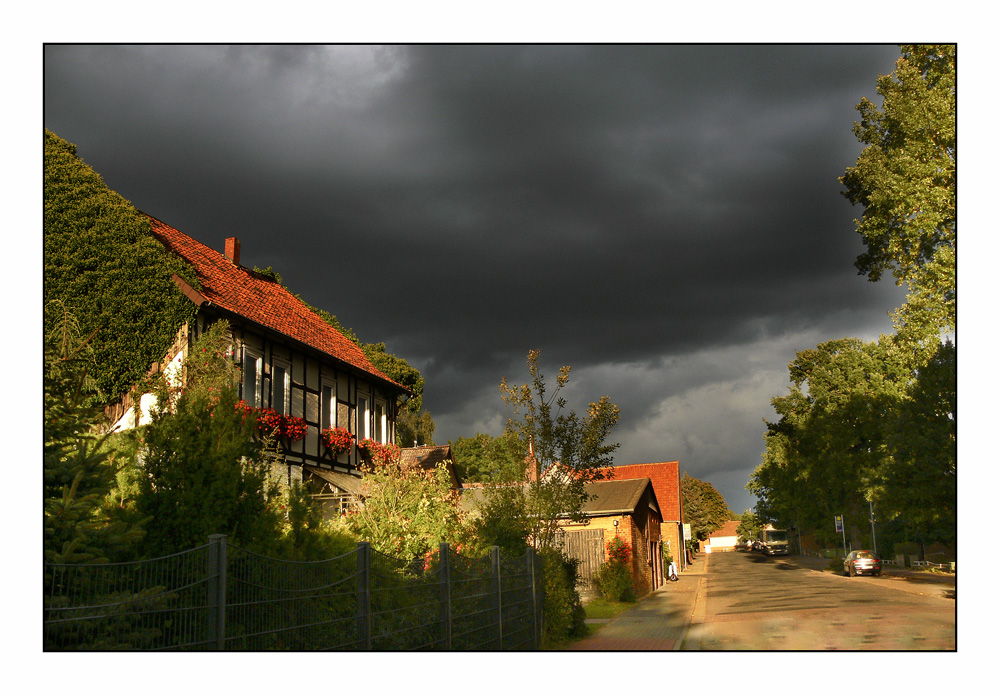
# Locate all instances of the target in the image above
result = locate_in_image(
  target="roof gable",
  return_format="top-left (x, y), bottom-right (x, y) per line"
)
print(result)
top-left (581, 478), bottom-right (658, 516)
top-left (607, 461), bottom-right (683, 522)
top-left (400, 445), bottom-right (461, 487)
top-left (145, 213), bottom-right (402, 390)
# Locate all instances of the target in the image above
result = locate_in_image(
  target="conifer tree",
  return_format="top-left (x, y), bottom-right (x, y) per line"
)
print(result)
top-left (44, 302), bottom-right (146, 566)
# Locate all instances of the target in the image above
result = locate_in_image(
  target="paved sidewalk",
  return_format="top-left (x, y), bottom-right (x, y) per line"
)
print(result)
top-left (564, 553), bottom-right (707, 651)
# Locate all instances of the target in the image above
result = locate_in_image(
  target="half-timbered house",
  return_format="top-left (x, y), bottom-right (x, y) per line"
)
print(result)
top-left (109, 212), bottom-right (409, 498)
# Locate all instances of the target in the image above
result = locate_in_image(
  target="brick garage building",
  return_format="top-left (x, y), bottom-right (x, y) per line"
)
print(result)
top-left (559, 477), bottom-right (664, 597)
top-left (605, 462), bottom-right (686, 571)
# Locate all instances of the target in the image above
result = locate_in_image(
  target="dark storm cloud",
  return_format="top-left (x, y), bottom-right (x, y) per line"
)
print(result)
top-left (44, 44), bottom-right (905, 512)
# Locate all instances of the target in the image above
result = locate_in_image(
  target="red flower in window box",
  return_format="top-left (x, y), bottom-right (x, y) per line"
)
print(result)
top-left (236, 401), bottom-right (307, 442)
top-left (357, 438), bottom-right (402, 469)
top-left (321, 427), bottom-right (355, 455)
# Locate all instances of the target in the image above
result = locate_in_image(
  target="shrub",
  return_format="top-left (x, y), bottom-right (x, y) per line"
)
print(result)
top-left (539, 548), bottom-right (586, 646)
top-left (596, 559), bottom-right (636, 603)
top-left (595, 537), bottom-right (636, 602)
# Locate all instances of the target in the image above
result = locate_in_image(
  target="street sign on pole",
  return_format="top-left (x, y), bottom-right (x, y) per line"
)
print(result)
top-left (835, 515), bottom-right (847, 556)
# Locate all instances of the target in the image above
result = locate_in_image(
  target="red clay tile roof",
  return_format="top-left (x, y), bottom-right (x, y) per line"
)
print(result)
top-left (145, 213), bottom-right (403, 391)
top-left (606, 462), bottom-right (683, 523)
top-left (708, 520), bottom-right (741, 539)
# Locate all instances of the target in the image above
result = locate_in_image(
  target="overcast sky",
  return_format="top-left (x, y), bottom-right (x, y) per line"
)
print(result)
top-left (44, 44), bottom-right (912, 514)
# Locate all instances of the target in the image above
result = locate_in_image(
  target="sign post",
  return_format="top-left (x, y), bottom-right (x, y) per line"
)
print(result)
top-left (835, 515), bottom-right (846, 557)
top-left (868, 499), bottom-right (878, 555)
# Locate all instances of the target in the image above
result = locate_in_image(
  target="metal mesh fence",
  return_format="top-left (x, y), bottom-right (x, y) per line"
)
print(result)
top-left (44, 538), bottom-right (540, 651)
top-left (447, 547), bottom-right (497, 649)
top-left (224, 543), bottom-right (361, 650)
top-left (44, 543), bottom-right (214, 650)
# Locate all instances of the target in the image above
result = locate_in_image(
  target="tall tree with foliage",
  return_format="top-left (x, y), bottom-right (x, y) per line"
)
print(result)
top-left (749, 337), bottom-right (914, 547)
top-left (450, 432), bottom-right (529, 485)
top-left (680, 474), bottom-right (731, 541)
top-left (750, 46), bottom-right (957, 553)
top-left (493, 350), bottom-right (621, 549)
top-left (363, 342), bottom-right (435, 447)
top-left (735, 509), bottom-right (762, 544)
top-left (840, 45), bottom-right (956, 350)
top-left (44, 130), bottom-right (199, 405)
top-left (130, 321), bottom-right (283, 556)
top-left (879, 339), bottom-right (956, 544)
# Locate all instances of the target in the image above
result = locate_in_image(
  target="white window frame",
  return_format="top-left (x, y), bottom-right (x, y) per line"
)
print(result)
top-left (321, 377), bottom-right (337, 430)
top-left (271, 359), bottom-right (291, 415)
top-left (374, 398), bottom-right (387, 444)
top-left (242, 347), bottom-right (263, 406)
top-left (357, 394), bottom-right (370, 440)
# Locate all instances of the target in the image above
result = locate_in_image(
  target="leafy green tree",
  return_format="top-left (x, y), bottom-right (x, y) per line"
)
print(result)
top-left (680, 474), bottom-right (731, 541)
top-left (879, 339), bottom-right (956, 544)
top-left (361, 343), bottom-right (435, 447)
top-left (735, 509), bottom-right (762, 543)
top-left (44, 130), bottom-right (198, 405)
top-left (749, 336), bottom-right (914, 547)
top-left (496, 350), bottom-right (621, 549)
top-left (450, 432), bottom-right (527, 484)
top-left (394, 405), bottom-right (436, 449)
top-left (840, 45), bottom-right (956, 350)
top-left (131, 321), bottom-right (283, 555)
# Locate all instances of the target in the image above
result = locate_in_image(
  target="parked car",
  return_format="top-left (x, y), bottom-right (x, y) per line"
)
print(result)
top-left (844, 550), bottom-right (882, 577)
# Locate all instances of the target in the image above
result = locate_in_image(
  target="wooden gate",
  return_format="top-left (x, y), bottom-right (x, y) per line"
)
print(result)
top-left (560, 529), bottom-right (605, 591)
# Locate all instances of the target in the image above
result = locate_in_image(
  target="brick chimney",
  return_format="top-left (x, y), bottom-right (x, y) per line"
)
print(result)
top-left (225, 237), bottom-right (241, 266)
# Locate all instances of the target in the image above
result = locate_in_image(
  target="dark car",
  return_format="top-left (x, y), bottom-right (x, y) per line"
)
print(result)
top-left (844, 550), bottom-right (882, 577)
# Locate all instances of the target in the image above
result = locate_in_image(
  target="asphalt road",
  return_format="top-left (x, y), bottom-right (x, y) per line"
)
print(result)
top-left (684, 551), bottom-right (956, 650)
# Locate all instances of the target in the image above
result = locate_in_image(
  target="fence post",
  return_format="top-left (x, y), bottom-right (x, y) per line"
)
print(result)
top-left (356, 542), bottom-right (371, 650)
top-left (207, 534), bottom-right (227, 650)
top-left (491, 546), bottom-right (502, 649)
top-left (439, 542), bottom-right (452, 650)
top-left (527, 547), bottom-right (539, 650)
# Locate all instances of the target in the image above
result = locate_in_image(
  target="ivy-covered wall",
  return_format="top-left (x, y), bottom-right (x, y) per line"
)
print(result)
top-left (44, 129), bottom-right (200, 405)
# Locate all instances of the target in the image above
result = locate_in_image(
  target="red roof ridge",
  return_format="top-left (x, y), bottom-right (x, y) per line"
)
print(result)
top-left (143, 212), bottom-right (405, 391)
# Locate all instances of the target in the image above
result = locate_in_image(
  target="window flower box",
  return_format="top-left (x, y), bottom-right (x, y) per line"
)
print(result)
top-left (236, 401), bottom-right (307, 443)
top-left (356, 438), bottom-right (402, 469)
top-left (321, 427), bottom-right (355, 456)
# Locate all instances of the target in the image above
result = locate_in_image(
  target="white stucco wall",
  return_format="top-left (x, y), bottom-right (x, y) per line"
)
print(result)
top-left (111, 349), bottom-right (185, 432)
